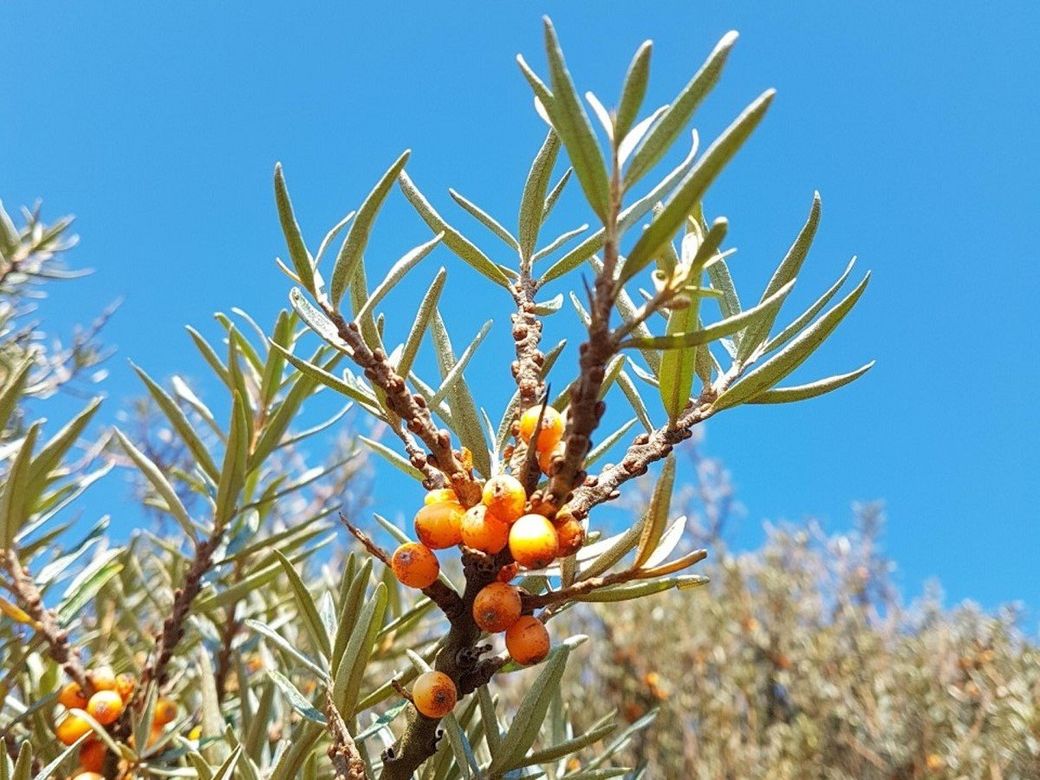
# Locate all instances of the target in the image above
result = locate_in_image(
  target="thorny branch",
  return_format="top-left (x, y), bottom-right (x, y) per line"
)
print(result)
top-left (325, 689), bottom-right (368, 780)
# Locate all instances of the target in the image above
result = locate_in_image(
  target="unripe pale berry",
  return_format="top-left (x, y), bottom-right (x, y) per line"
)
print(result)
top-left (518, 406), bottom-right (564, 452)
top-left (153, 697), bottom-right (178, 726)
top-left (412, 671), bottom-right (457, 718)
top-left (481, 475), bottom-right (526, 524)
top-left (472, 582), bottom-right (522, 633)
top-left (505, 615), bottom-right (551, 665)
top-left (555, 517), bottom-right (585, 557)
top-left (391, 543), bottom-right (440, 589)
top-left (460, 505), bottom-right (510, 554)
top-left (424, 488), bottom-right (460, 506)
top-left (58, 681), bottom-right (89, 710)
top-left (88, 665), bottom-right (116, 692)
top-left (55, 712), bottom-right (92, 745)
top-left (509, 514), bottom-right (558, 569)
top-left (414, 502), bottom-right (464, 549)
top-left (87, 689), bottom-right (124, 725)
top-left (79, 739), bottom-right (106, 771)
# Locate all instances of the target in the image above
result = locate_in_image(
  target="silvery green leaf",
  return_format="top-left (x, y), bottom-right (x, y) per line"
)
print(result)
top-left (398, 171), bottom-right (512, 287)
top-left (516, 716), bottom-right (617, 769)
top-left (738, 192), bottom-right (821, 361)
top-left (634, 456), bottom-right (676, 568)
top-left (543, 168), bottom-right (572, 220)
top-left (355, 233), bottom-right (443, 324)
top-left (586, 418), bottom-right (637, 468)
top-left (245, 619), bottom-right (330, 682)
top-left (333, 582), bottom-right (388, 719)
top-left (25, 397), bottom-right (102, 498)
top-left (430, 320), bottom-right (493, 406)
top-left (764, 257), bottom-right (856, 354)
top-left (585, 91), bottom-right (614, 140)
top-left (0, 422), bottom-right (39, 549)
top-left (617, 370), bottom-right (654, 432)
top-left (713, 273), bottom-right (870, 410)
top-left (214, 393), bottom-right (249, 528)
top-left (746, 361), bottom-right (874, 404)
top-left (133, 366), bottom-right (218, 480)
top-left (431, 312), bottom-right (491, 477)
top-left (273, 164), bottom-right (315, 294)
top-left (275, 550), bottom-right (331, 659)
top-left (657, 291), bottom-right (699, 421)
top-left (624, 31), bottom-right (739, 187)
top-left (289, 287), bottom-right (350, 352)
top-left (619, 90), bottom-right (774, 285)
top-left (33, 738), bottom-right (85, 780)
top-left (642, 515), bottom-right (686, 568)
top-left (533, 224), bottom-right (589, 263)
top-left (269, 722), bottom-right (324, 780)
top-left (618, 106), bottom-right (667, 168)
top-left (57, 551), bottom-right (123, 621)
top-left (270, 343), bottom-right (379, 413)
top-left (267, 668), bottom-right (327, 724)
top-left (449, 189), bottom-right (517, 250)
top-left (478, 685), bottom-right (502, 754)
top-left (114, 429), bottom-right (198, 542)
top-left (359, 435), bottom-right (425, 482)
top-left (519, 130), bottom-right (561, 262)
top-left (0, 360), bottom-right (32, 434)
top-left (330, 150), bottom-right (411, 306)
top-left (315, 210), bottom-right (356, 267)
top-left (532, 293), bottom-right (565, 316)
top-left (396, 267), bottom-right (447, 379)
top-left (614, 41), bottom-right (652, 143)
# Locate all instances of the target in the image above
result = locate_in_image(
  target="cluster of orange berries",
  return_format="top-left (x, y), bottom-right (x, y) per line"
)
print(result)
top-left (53, 667), bottom-right (177, 777)
top-left (392, 407), bottom-right (580, 717)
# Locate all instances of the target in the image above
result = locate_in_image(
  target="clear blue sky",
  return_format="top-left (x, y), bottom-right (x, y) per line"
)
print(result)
top-left (3, 3), bottom-right (1038, 615)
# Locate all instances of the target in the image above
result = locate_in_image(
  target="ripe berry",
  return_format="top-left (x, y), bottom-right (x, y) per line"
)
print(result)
top-left (391, 543), bottom-right (440, 589)
top-left (58, 681), bottom-right (89, 710)
top-left (71, 774), bottom-right (104, 780)
top-left (538, 441), bottom-right (565, 475)
top-left (481, 475), bottom-right (526, 524)
top-left (497, 562), bottom-right (520, 583)
top-left (505, 615), bottom-right (551, 665)
top-left (518, 405), bottom-right (564, 452)
top-left (460, 505), bottom-right (510, 554)
top-left (555, 516), bottom-right (585, 557)
top-left (88, 666), bottom-right (116, 692)
top-left (414, 502), bottom-right (464, 549)
top-left (55, 712), bottom-right (92, 745)
top-left (424, 488), bottom-right (460, 506)
top-left (412, 671), bottom-right (457, 718)
top-left (115, 672), bottom-right (135, 703)
top-left (472, 583), bottom-right (522, 633)
top-left (509, 514), bottom-right (558, 569)
top-left (87, 690), bottom-right (124, 725)
top-left (153, 697), bottom-right (178, 726)
top-left (79, 739), bottom-right (106, 771)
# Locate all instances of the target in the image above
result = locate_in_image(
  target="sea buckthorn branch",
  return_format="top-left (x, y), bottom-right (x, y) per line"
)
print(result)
top-left (325, 689), bottom-right (368, 780)
top-left (2, 549), bottom-right (90, 692)
top-left (320, 306), bottom-right (481, 507)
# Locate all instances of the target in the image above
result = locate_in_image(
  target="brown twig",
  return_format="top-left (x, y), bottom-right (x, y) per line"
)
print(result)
top-left (325, 689), bottom-right (368, 780)
top-left (2, 550), bottom-right (90, 691)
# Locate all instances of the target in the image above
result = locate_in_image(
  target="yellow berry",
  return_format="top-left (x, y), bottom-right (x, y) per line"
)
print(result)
top-left (414, 502), bottom-right (464, 549)
top-left (538, 441), bottom-right (566, 475)
top-left (472, 583), bottom-right (522, 633)
top-left (71, 774), bottom-right (104, 780)
top-left (58, 681), bottom-right (89, 710)
top-left (555, 516), bottom-right (585, 557)
top-left (86, 689), bottom-right (123, 725)
top-left (424, 488), bottom-right (460, 506)
top-left (509, 514), bottom-right (558, 569)
top-left (115, 672), bottom-right (135, 703)
top-left (153, 697), bottom-right (178, 726)
top-left (391, 543), bottom-right (440, 589)
top-left (79, 739), bottom-right (106, 771)
top-left (518, 406), bottom-right (564, 452)
top-left (505, 615), bottom-right (550, 665)
top-left (482, 475), bottom-right (526, 524)
top-left (412, 671), bottom-right (457, 718)
top-left (88, 665), bottom-right (116, 692)
top-left (460, 505), bottom-right (510, 554)
top-left (55, 711), bottom-right (92, 745)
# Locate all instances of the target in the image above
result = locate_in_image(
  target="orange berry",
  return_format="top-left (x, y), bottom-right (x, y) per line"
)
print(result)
top-left (412, 671), bottom-right (457, 718)
top-left (497, 562), bottom-right (520, 583)
top-left (424, 488), bottom-right (460, 506)
top-left (518, 405), bottom-right (564, 452)
top-left (153, 697), bottom-right (178, 726)
top-left (87, 689), bottom-right (123, 725)
top-left (460, 505), bottom-right (510, 554)
top-left (58, 681), bottom-right (89, 710)
top-left (472, 583), bottom-right (522, 633)
top-left (55, 711), bottom-right (92, 745)
top-left (88, 666), bottom-right (116, 691)
top-left (71, 774), bottom-right (104, 780)
top-left (481, 475), bottom-right (526, 524)
top-left (555, 516), bottom-right (585, 557)
top-left (505, 615), bottom-right (550, 665)
top-left (79, 739), bottom-right (106, 771)
top-left (391, 543), bottom-right (440, 589)
top-left (147, 724), bottom-right (164, 747)
top-left (115, 673), bottom-right (135, 703)
top-left (509, 514), bottom-right (558, 569)
top-left (414, 502), bottom-right (464, 549)
top-left (538, 441), bottom-right (565, 475)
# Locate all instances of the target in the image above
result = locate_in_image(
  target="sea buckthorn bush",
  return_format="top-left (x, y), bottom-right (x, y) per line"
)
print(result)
top-left (0, 18), bottom-right (903, 779)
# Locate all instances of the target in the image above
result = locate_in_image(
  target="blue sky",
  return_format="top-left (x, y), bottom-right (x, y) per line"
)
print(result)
top-left (3, 2), bottom-right (1038, 615)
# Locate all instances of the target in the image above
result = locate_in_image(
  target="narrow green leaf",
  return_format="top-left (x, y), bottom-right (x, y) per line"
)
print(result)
top-left (275, 550), bottom-right (331, 659)
top-left (267, 668), bottom-right (327, 724)
top-left (330, 150), bottom-right (411, 305)
top-left (356, 233), bottom-right (443, 324)
top-left (713, 273), bottom-right (870, 410)
top-left (619, 89), bottom-right (774, 285)
top-left (0, 360), bottom-right (32, 433)
top-left (398, 172), bottom-right (512, 287)
top-left (532, 223), bottom-right (588, 263)
top-left (333, 582), bottom-right (388, 719)
top-left (430, 320), bottom-right (493, 406)
top-left (746, 361), bottom-right (874, 404)
top-left (431, 312), bottom-right (491, 477)
top-left (518, 130), bottom-right (561, 262)
top-left (274, 163), bottom-right (315, 294)
top-left (657, 294), bottom-right (700, 422)
top-left (764, 257), bottom-right (856, 354)
top-left (0, 422), bottom-right (40, 548)
top-left (270, 343), bottom-right (379, 413)
top-left (738, 192), bottom-right (821, 361)
top-left (133, 367), bottom-right (219, 480)
top-left (396, 267), bottom-right (447, 379)
top-left (542, 167), bottom-right (572, 220)
top-left (114, 429), bottom-right (197, 542)
top-left (517, 718), bottom-right (617, 768)
top-left (449, 189), bottom-right (517, 250)
top-left (625, 30), bottom-right (739, 187)
top-left (25, 397), bottom-right (101, 497)
top-left (614, 41), bottom-right (652, 143)
top-left (359, 435), bottom-right (425, 482)
top-left (270, 723), bottom-right (324, 780)
top-left (634, 457), bottom-right (676, 568)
